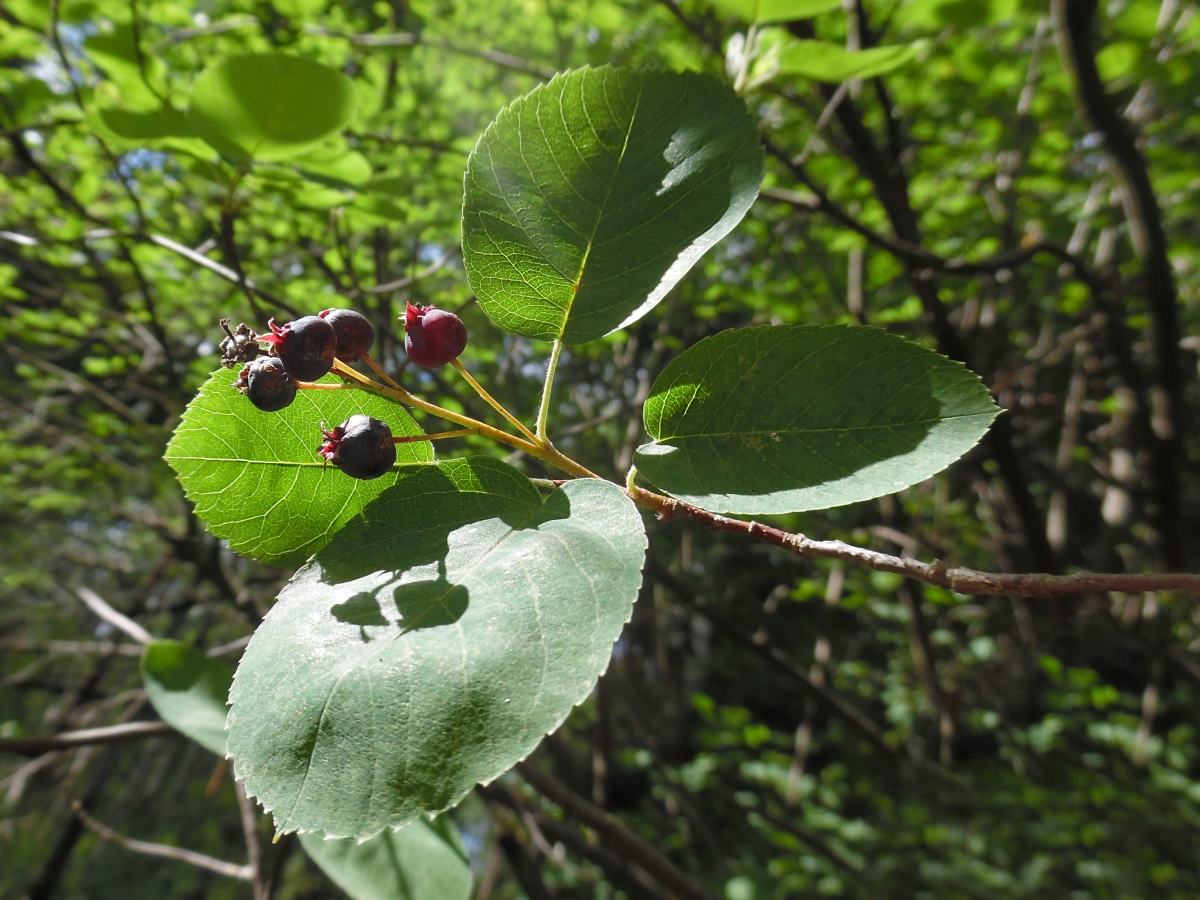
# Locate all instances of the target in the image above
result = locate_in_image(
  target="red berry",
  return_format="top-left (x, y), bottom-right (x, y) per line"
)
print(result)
top-left (259, 315), bottom-right (336, 382)
top-left (319, 308), bottom-right (375, 363)
top-left (318, 415), bottom-right (396, 480)
top-left (236, 357), bottom-right (296, 412)
top-left (404, 302), bottom-right (467, 369)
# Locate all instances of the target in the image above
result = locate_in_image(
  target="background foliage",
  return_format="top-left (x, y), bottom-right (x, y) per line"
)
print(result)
top-left (2, 0), bottom-right (1199, 898)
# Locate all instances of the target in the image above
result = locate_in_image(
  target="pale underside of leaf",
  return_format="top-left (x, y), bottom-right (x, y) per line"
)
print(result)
top-left (227, 465), bottom-right (647, 839)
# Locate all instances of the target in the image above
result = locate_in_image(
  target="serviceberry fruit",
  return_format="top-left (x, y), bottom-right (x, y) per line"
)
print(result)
top-left (318, 415), bottom-right (396, 480)
top-left (319, 308), bottom-right (375, 362)
top-left (219, 319), bottom-right (259, 368)
top-left (236, 357), bottom-right (297, 412)
top-left (404, 302), bottom-right (468, 369)
top-left (259, 315), bottom-right (336, 382)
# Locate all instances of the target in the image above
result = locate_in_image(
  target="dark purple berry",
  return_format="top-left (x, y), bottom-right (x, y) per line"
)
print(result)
top-left (404, 302), bottom-right (468, 369)
top-left (236, 357), bottom-right (297, 412)
top-left (318, 415), bottom-right (396, 480)
top-left (219, 319), bottom-right (260, 368)
top-left (319, 308), bottom-right (375, 363)
top-left (260, 315), bottom-right (336, 382)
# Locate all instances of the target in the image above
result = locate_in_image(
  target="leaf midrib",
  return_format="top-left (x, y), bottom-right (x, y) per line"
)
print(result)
top-left (556, 70), bottom-right (643, 339)
top-left (655, 411), bottom-right (997, 442)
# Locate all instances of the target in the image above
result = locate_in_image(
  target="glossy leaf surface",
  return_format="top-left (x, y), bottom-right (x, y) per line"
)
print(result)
top-left (636, 325), bottom-right (1000, 513)
top-left (462, 66), bottom-right (763, 344)
top-left (165, 368), bottom-right (430, 568)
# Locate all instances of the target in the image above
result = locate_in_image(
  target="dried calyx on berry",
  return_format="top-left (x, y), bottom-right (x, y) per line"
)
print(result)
top-left (318, 415), bottom-right (396, 480)
top-left (258, 315), bottom-right (336, 382)
top-left (404, 302), bottom-right (468, 369)
top-left (236, 357), bottom-right (297, 412)
top-left (319, 308), bottom-right (375, 363)
top-left (219, 319), bottom-right (260, 368)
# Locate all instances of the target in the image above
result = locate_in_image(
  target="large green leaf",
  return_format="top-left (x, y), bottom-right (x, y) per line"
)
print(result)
top-left (635, 325), bottom-right (1000, 514)
top-left (462, 66), bottom-right (763, 344)
top-left (709, 0), bottom-right (842, 23)
top-left (226, 460), bottom-right (647, 838)
top-left (141, 640), bottom-right (235, 757)
top-left (299, 819), bottom-right (472, 900)
top-left (164, 368), bottom-right (431, 568)
top-left (188, 54), bottom-right (355, 162)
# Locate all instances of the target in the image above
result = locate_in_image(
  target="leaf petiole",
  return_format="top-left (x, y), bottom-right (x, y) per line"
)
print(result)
top-left (450, 360), bottom-right (539, 443)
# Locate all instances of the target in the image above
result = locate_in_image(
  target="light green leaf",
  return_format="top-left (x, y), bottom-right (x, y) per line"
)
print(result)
top-left (300, 819), bottom-right (472, 900)
top-left (293, 143), bottom-right (373, 187)
top-left (188, 54), bottom-right (355, 162)
top-left (142, 640), bottom-right (235, 757)
top-left (894, 0), bottom-right (1018, 28)
top-left (709, 0), bottom-right (842, 24)
top-left (227, 461), bottom-right (647, 838)
top-left (760, 36), bottom-right (921, 83)
top-left (164, 368), bottom-right (431, 568)
top-left (97, 105), bottom-right (194, 139)
top-left (85, 24), bottom-right (166, 111)
top-left (462, 66), bottom-right (763, 344)
top-left (635, 325), bottom-right (1000, 514)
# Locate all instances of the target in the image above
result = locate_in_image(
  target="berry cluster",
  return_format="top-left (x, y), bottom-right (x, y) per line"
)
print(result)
top-left (222, 303), bottom-right (469, 481)
top-left (230, 308), bottom-right (376, 412)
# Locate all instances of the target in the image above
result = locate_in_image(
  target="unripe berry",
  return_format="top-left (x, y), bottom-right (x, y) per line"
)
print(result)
top-left (236, 357), bottom-right (297, 412)
top-left (404, 302), bottom-right (468, 369)
top-left (318, 415), bottom-right (396, 480)
top-left (319, 308), bottom-right (375, 363)
top-left (260, 316), bottom-right (336, 382)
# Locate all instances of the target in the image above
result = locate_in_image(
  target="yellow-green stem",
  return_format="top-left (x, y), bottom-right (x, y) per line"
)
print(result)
top-left (362, 354), bottom-right (404, 391)
top-left (332, 359), bottom-right (540, 455)
top-left (451, 359), bottom-right (539, 443)
top-left (536, 339), bottom-right (563, 444)
top-left (393, 428), bottom-right (479, 443)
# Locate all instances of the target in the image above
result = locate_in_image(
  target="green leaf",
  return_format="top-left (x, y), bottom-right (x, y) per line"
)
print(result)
top-left (188, 54), bottom-right (355, 163)
top-left (299, 819), bottom-right (472, 900)
top-left (227, 461), bottom-right (647, 837)
top-left (293, 142), bottom-right (373, 188)
top-left (97, 105), bottom-right (195, 140)
top-left (164, 368), bottom-right (432, 568)
top-left (141, 640), bottom-right (235, 757)
top-left (761, 36), bottom-right (921, 82)
top-left (85, 24), bottom-right (166, 111)
top-left (462, 66), bottom-right (763, 344)
top-left (635, 325), bottom-right (1000, 514)
top-left (708, 0), bottom-right (842, 24)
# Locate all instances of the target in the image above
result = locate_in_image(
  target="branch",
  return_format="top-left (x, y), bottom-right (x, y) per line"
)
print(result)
top-left (516, 761), bottom-right (718, 900)
top-left (74, 802), bottom-right (254, 881)
top-left (1053, 0), bottom-right (1186, 568)
top-left (0, 721), bottom-right (174, 757)
top-left (648, 561), bottom-right (893, 757)
top-left (74, 586), bottom-right (153, 644)
top-left (631, 487), bottom-right (1200, 598)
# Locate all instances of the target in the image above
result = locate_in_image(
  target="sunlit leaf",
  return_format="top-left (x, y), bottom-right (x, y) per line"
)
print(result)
top-left (164, 368), bottom-right (431, 568)
top-left (635, 325), bottom-right (1000, 513)
top-left (463, 66), bottom-right (763, 344)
